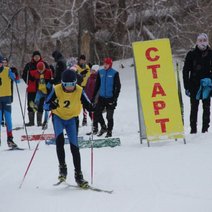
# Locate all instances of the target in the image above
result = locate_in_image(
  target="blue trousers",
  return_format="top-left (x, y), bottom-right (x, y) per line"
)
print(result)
top-left (0, 101), bottom-right (12, 135)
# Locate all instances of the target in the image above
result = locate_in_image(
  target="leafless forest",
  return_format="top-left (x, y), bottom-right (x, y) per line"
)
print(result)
top-left (0, 0), bottom-right (211, 69)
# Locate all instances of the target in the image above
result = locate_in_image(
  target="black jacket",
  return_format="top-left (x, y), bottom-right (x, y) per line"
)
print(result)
top-left (183, 46), bottom-right (212, 96)
top-left (52, 51), bottom-right (67, 85)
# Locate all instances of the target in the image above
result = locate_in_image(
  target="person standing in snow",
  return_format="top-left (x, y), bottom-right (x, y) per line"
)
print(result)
top-left (76, 55), bottom-right (90, 126)
top-left (85, 64), bottom-right (100, 135)
top-left (22, 51), bottom-right (49, 127)
top-left (0, 55), bottom-right (20, 148)
top-left (92, 58), bottom-right (121, 138)
top-left (183, 33), bottom-right (212, 134)
top-left (29, 61), bottom-right (53, 128)
top-left (44, 69), bottom-right (94, 188)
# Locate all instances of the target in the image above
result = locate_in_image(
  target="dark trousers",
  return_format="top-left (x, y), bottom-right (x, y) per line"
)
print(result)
top-left (190, 97), bottom-right (211, 130)
top-left (95, 97), bottom-right (116, 131)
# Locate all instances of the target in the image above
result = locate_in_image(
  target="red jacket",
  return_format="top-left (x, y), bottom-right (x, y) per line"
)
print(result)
top-left (29, 68), bottom-right (53, 93)
top-left (22, 58), bottom-right (49, 93)
top-left (85, 72), bottom-right (97, 100)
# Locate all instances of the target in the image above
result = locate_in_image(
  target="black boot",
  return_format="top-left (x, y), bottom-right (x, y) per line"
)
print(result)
top-left (26, 112), bottom-right (35, 126)
top-left (97, 125), bottom-right (107, 137)
top-left (7, 136), bottom-right (18, 148)
top-left (58, 164), bottom-right (67, 182)
top-left (75, 171), bottom-right (88, 188)
top-left (37, 112), bottom-right (43, 126)
top-left (202, 126), bottom-right (208, 133)
top-left (105, 130), bottom-right (112, 138)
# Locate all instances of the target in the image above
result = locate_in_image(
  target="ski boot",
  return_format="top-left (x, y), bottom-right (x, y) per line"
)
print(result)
top-left (97, 126), bottom-right (107, 137)
top-left (25, 112), bottom-right (35, 127)
top-left (105, 130), bottom-right (112, 138)
top-left (7, 136), bottom-right (18, 149)
top-left (75, 171), bottom-right (89, 188)
top-left (58, 164), bottom-right (67, 182)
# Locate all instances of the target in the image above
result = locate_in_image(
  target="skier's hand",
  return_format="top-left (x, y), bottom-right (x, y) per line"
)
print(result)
top-left (80, 69), bottom-right (88, 77)
top-left (50, 101), bottom-right (59, 110)
top-left (185, 89), bottom-right (190, 97)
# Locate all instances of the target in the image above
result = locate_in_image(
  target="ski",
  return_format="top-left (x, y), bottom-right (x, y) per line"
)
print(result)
top-left (53, 181), bottom-right (113, 194)
top-left (6, 147), bottom-right (25, 151)
top-left (13, 126), bottom-right (24, 131)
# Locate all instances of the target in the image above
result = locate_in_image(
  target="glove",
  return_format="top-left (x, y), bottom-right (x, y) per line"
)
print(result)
top-left (108, 98), bottom-right (117, 108)
top-left (50, 101), bottom-right (59, 110)
top-left (185, 89), bottom-right (190, 97)
top-left (43, 101), bottom-right (59, 111)
top-left (80, 69), bottom-right (88, 77)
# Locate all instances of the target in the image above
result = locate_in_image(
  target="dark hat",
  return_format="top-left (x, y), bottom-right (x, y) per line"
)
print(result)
top-left (32, 51), bottom-right (41, 57)
top-left (62, 69), bottom-right (77, 83)
top-left (2, 57), bottom-right (8, 63)
top-left (79, 54), bottom-right (86, 60)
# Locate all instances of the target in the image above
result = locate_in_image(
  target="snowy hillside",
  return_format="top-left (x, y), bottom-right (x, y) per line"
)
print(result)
top-left (0, 58), bottom-right (212, 212)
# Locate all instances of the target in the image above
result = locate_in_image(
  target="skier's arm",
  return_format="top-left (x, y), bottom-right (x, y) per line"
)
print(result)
top-left (81, 90), bottom-right (94, 112)
top-left (113, 72), bottom-right (121, 100)
top-left (182, 51), bottom-right (192, 91)
top-left (44, 87), bottom-right (58, 111)
top-left (9, 69), bottom-right (20, 83)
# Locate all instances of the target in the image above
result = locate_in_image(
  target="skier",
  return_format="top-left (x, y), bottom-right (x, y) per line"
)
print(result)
top-left (0, 55), bottom-right (20, 148)
top-left (92, 58), bottom-right (121, 138)
top-left (29, 61), bottom-right (53, 127)
top-left (22, 51), bottom-right (49, 126)
top-left (44, 69), bottom-right (94, 188)
top-left (183, 33), bottom-right (212, 133)
top-left (76, 55), bottom-right (90, 126)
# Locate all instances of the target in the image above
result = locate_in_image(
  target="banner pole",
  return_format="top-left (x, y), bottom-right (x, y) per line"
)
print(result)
top-left (133, 58), bottom-right (144, 144)
top-left (176, 62), bottom-right (186, 144)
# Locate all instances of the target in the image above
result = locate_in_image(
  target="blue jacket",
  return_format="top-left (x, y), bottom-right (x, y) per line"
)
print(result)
top-left (93, 68), bottom-right (121, 100)
top-left (196, 78), bottom-right (212, 100)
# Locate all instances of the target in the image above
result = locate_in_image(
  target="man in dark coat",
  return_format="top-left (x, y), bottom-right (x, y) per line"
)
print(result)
top-left (52, 50), bottom-right (67, 85)
top-left (183, 33), bottom-right (212, 133)
top-left (22, 51), bottom-right (49, 126)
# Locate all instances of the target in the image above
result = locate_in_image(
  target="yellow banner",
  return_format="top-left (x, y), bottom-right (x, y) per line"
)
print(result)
top-left (132, 39), bottom-right (184, 141)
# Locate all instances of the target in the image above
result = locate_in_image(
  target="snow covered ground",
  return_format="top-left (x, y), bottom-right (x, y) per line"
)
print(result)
top-left (0, 58), bottom-right (212, 212)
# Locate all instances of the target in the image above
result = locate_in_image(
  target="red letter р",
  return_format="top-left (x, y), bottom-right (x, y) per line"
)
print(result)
top-left (155, 118), bottom-right (170, 133)
top-left (153, 101), bottom-right (166, 115)
top-left (145, 47), bottom-right (160, 62)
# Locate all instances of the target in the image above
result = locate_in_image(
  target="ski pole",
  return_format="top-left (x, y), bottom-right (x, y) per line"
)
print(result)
top-left (23, 70), bottom-right (29, 122)
top-left (90, 111), bottom-right (94, 184)
top-left (19, 112), bottom-right (52, 189)
top-left (15, 82), bottom-right (31, 150)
